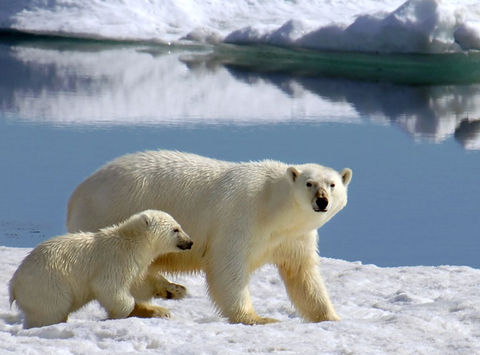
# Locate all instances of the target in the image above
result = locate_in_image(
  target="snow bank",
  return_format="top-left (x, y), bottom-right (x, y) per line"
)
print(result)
top-left (1, 247), bottom-right (479, 354)
top-left (226, 0), bottom-right (480, 53)
top-left (1, 0), bottom-right (480, 53)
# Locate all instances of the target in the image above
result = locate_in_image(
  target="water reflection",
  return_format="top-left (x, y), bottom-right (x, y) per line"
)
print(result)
top-left (1, 40), bottom-right (479, 268)
top-left (1, 40), bottom-right (480, 150)
top-left (455, 119), bottom-right (480, 150)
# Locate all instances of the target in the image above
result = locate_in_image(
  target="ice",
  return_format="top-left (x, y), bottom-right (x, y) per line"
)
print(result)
top-left (2, 0), bottom-right (480, 53)
top-left (1, 247), bottom-right (479, 353)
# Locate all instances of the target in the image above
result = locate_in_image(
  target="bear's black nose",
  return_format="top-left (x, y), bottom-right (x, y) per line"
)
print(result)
top-left (316, 197), bottom-right (328, 211)
top-left (177, 240), bottom-right (193, 250)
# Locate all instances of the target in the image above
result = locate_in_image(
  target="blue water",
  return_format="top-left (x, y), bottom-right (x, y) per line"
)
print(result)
top-left (1, 38), bottom-right (479, 268)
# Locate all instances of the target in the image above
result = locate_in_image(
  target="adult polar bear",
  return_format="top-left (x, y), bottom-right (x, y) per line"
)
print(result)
top-left (67, 150), bottom-right (352, 325)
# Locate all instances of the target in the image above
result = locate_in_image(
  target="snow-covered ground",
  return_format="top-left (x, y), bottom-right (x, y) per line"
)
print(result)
top-left (2, 246), bottom-right (479, 354)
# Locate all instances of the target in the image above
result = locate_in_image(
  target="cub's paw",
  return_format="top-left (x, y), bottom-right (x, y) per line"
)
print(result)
top-left (129, 303), bottom-right (171, 319)
top-left (155, 283), bottom-right (187, 300)
top-left (230, 314), bottom-right (279, 325)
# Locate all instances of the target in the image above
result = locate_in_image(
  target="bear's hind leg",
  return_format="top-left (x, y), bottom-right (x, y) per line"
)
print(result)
top-left (18, 289), bottom-right (73, 328)
top-left (20, 295), bottom-right (72, 329)
top-left (23, 311), bottom-right (69, 329)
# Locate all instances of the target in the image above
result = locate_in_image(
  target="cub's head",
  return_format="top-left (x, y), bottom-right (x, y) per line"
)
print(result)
top-left (135, 210), bottom-right (193, 253)
top-left (287, 164), bottom-right (352, 220)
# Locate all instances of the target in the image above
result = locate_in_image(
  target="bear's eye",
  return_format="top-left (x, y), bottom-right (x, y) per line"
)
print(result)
top-left (330, 183), bottom-right (335, 189)
top-left (173, 228), bottom-right (180, 233)
top-left (306, 182), bottom-right (312, 187)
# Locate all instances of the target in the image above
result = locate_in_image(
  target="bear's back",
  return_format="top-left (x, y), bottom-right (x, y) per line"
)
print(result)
top-left (21, 233), bottom-right (95, 276)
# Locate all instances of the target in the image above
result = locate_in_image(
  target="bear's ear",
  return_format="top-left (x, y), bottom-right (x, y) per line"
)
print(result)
top-left (287, 166), bottom-right (300, 182)
top-left (140, 213), bottom-right (151, 227)
top-left (341, 168), bottom-right (352, 186)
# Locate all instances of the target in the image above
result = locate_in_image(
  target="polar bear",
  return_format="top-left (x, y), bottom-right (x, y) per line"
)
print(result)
top-left (67, 150), bottom-right (352, 325)
top-left (9, 210), bottom-right (192, 328)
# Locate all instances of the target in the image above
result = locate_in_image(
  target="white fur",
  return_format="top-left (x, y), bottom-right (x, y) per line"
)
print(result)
top-left (67, 150), bottom-right (352, 324)
top-left (10, 210), bottom-right (192, 328)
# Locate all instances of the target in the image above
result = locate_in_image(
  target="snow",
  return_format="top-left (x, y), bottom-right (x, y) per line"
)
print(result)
top-left (1, 0), bottom-right (480, 53)
top-left (1, 246), bottom-right (479, 354)
top-left (225, 0), bottom-right (480, 53)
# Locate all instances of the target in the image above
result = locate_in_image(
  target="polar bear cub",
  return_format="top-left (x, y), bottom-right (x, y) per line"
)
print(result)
top-left (9, 210), bottom-right (192, 329)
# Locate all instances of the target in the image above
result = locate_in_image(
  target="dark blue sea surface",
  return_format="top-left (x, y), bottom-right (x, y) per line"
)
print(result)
top-left (1, 36), bottom-right (479, 268)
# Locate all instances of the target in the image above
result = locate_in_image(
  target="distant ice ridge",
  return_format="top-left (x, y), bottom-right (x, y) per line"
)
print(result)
top-left (2, 0), bottom-right (480, 53)
top-left (226, 0), bottom-right (480, 53)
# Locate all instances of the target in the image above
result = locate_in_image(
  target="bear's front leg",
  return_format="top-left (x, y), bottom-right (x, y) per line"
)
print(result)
top-left (206, 265), bottom-right (277, 325)
top-left (274, 231), bottom-right (340, 322)
top-left (204, 239), bottom-right (278, 325)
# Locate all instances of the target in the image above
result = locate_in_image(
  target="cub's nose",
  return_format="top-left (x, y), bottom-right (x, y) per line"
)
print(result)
top-left (315, 197), bottom-right (329, 211)
top-left (177, 239), bottom-right (193, 250)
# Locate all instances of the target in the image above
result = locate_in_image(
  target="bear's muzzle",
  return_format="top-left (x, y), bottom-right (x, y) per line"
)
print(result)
top-left (313, 188), bottom-right (329, 212)
top-left (313, 197), bottom-right (329, 212)
top-left (177, 239), bottom-right (193, 250)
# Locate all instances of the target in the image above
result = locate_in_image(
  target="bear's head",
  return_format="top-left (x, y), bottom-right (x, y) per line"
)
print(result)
top-left (135, 210), bottom-right (193, 253)
top-left (287, 164), bottom-right (352, 224)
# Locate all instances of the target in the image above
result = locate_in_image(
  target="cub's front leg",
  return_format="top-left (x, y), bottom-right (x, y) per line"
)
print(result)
top-left (129, 273), bottom-right (185, 319)
top-left (151, 273), bottom-right (187, 300)
top-left (131, 272), bottom-right (187, 302)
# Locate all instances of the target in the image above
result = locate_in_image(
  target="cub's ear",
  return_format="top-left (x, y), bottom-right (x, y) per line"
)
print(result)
top-left (287, 166), bottom-right (300, 182)
top-left (341, 168), bottom-right (352, 186)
